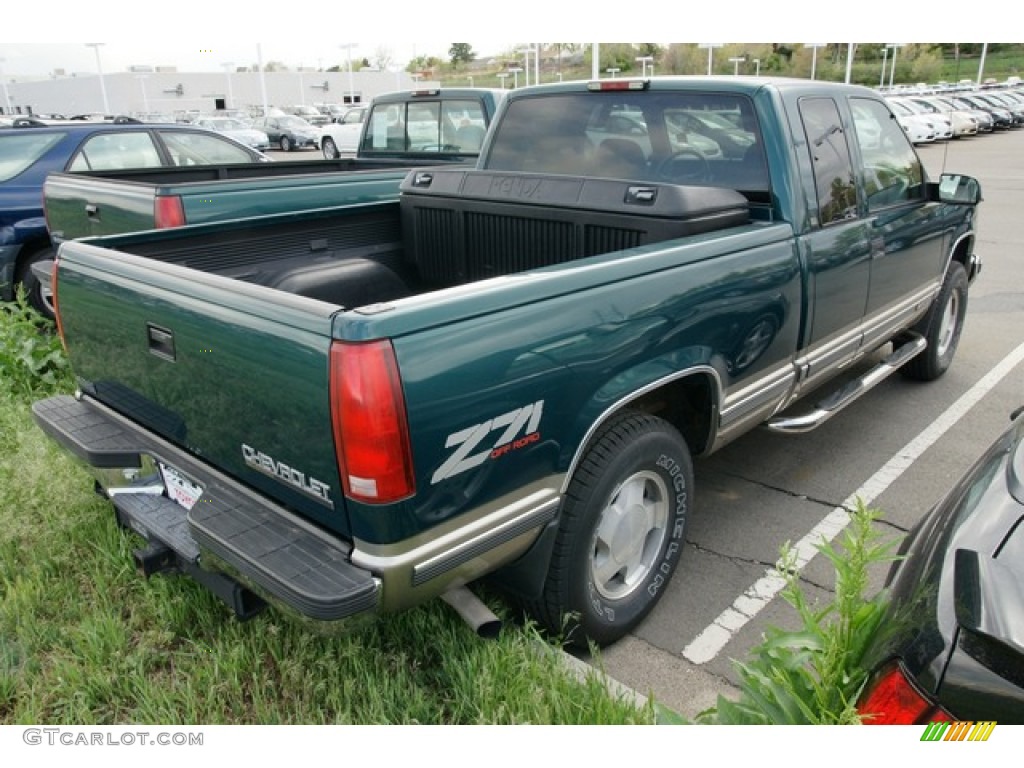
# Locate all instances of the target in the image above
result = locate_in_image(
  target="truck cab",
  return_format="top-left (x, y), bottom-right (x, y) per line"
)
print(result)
top-left (320, 88), bottom-right (505, 159)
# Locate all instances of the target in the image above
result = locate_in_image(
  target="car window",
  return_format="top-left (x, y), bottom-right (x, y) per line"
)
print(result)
top-left (340, 108), bottom-right (366, 125)
top-left (157, 131), bottom-right (256, 166)
top-left (798, 97), bottom-right (858, 226)
top-left (0, 132), bottom-right (65, 181)
top-left (851, 97), bottom-right (925, 212)
top-left (67, 131), bottom-right (163, 171)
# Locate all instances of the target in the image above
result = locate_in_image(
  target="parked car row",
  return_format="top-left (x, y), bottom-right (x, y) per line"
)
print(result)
top-left (884, 85), bottom-right (1024, 145)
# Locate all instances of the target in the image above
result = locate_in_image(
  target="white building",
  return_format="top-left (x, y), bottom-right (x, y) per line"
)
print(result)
top-left (2, 68), bottom-right (424, 118)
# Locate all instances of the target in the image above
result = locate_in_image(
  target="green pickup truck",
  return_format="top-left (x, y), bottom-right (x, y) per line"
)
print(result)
top-left (33, 77), bottom-right (982, 648)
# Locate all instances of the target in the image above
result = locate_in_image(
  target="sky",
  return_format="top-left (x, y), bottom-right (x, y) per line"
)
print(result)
top-left (0, 2), bottom-right (996, 78)
top-left (0, 42), bottom-right (469, 78)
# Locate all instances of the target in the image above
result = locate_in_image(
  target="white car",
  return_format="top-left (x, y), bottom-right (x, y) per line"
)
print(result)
top-left (320, 105), bottom-right (368, 158)
top-left (886, 99), bottom-right (936, 145)
top-left (195, 117), bottom-right (271, 151)
top-left (907, 96), bottom-right (979, 138)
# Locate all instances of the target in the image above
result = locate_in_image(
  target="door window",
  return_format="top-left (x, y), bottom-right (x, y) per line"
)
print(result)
top-left (798, 98), bottom-right (858, 226)
top-left (850, 97), bottom-right (925, 212)
top-left (67, 131), bottom-right (162, 171)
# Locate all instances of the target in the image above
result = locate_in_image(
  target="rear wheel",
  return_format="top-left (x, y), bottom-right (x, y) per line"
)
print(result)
top-left (901, 261), bottom-right (968, 381)
top-left (280, 136), bottom-right (292, 152)
top-left (322, 137), bottom-right (338, 159)
top-left (527, 411), bottom-right (691, 648)
top-left (17, 245), bottom-right (57, 321)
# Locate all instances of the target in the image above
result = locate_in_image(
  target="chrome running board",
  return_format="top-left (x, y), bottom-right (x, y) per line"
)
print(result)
top-left (764, 334), bottom-right (927, 435)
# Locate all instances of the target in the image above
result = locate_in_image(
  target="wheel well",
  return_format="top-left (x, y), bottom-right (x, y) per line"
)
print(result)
top-left (951, 233), bottom-right (973, 271)
top-left (614, 373), bottom-right (716, 456)
top-left (14, 237), bottom-right (55, 282)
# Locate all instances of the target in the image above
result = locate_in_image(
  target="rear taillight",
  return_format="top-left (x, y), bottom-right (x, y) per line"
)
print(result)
top-left (154, 195), bottom-right (186, 229)
top-left (858, 661), bottom-right (954, 725)
top-left (330, 340), bottom-right (415, 504)
top-left (52, 257), bottom-right (67, 352)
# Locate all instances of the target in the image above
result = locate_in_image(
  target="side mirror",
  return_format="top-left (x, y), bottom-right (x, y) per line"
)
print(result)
top-left (936, 173), bottom-right (982, 205)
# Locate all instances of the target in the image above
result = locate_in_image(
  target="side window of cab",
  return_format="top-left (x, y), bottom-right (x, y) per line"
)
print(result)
top-left (850, 97), bottom-right (925, 211)
top-left (798, 97), bottom-right (858, 226)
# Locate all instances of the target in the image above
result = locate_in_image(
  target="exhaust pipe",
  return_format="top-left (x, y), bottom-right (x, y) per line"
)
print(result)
top-left (441, 586), bottom-right (502, 639)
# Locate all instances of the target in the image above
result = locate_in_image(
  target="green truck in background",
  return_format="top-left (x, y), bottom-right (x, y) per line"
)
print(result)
top-left (33, 77), bottom-right (982, 647)
top-left (35, 88), bottom-right (505, 318)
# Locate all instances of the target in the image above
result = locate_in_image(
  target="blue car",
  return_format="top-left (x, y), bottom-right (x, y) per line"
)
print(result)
top-left (0, 117), bottom-right (267, 318)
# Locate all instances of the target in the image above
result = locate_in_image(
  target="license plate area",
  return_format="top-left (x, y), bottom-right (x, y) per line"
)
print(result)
top-left (159, 462), bottom-right (204, 511)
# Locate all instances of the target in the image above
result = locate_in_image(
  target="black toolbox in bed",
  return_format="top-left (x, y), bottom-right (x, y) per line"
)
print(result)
top-left (399, 168), bottom-right (750, 286)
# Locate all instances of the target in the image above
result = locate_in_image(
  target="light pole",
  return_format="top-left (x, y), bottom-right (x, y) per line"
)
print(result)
top-left (340, 43), bottom-right (356, 105)
top-left (135, 74), bottom-right (149, 114)
top-left (636, 55), bottom-right (653, 78)
top-left (728, 56), bottom-right (745, 76)
top-left (880, 46), bottom-right (890, 88)
top-left (0, 58), bottom-right (12, 115)
top-left (976, 42), bottom-right (989, 87)
top-left (805, 43), bottom-right (825, 81)
top-left (698, 44), bottom-right (723, 76)
top-left (85, 43), bottom-right (110, 114)
top-left (517, 47), bottom-right (535, 86)
top-left (888, 43), bottom-right (902, 89)
top-left (221, 62), bottom-right (235, 109)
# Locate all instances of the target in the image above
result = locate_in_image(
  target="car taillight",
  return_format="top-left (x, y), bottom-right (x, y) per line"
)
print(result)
top-left (858, 661), bottom-right (954, 725)
top-left (329, 339), bottom-right (415, 504)
top-left (154, 195), bottom-right (186, 229)
top-left (52, 257), bottom-right (67, 352)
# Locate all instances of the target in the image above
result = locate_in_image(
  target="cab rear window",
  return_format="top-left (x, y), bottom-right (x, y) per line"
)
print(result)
top-left (0, 132), bottom-right (65, 181)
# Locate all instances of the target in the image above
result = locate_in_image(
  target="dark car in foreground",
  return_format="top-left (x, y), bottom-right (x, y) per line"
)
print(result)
top-left (858, 406), bottom-right (1024, 724)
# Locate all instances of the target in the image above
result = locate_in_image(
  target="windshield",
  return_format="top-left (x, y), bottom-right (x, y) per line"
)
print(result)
top-left (0, 132), bottom-right (65, 181)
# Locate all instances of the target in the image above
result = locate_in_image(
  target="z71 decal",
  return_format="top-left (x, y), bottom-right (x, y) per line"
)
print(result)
top-left (431, 400), bottom-right (544, 484)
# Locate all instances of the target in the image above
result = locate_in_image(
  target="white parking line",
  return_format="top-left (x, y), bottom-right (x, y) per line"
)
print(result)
top-left (681, 339), bottom-right (1024, 665)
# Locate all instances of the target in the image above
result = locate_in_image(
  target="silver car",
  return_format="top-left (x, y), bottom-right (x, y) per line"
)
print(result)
top-left (195, 117), bottom-right (271, 151)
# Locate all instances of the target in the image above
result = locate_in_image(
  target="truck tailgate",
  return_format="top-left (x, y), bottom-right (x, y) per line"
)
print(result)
top-left (53, 240), bottom-right (351, 537)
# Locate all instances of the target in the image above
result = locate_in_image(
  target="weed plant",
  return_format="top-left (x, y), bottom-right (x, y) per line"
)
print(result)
top-left (0, 289), bottom-right (74, 399)
top-left (693, 501), bottom-right (900, 724)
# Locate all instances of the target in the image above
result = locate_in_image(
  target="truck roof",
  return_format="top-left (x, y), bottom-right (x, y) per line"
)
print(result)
top-left (369, 87), bottom-right (508, 105)
top-left (506, 75), bottom-right (881, 100)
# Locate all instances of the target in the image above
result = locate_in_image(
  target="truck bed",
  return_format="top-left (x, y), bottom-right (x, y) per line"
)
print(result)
top-left (88, 170), bottom-right (751, 310)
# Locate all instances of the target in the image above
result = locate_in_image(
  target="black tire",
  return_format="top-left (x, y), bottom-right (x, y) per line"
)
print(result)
top-left (901, 261), bottom-right (968, 381)
top-left (528, 411), bottom-right (692, 648)
top-left (17, 245), bottom-right (57, 321)
top-left (280, 136), bottom-right (292, 152)
top-left (322, 137), bottom-right (338, 159)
